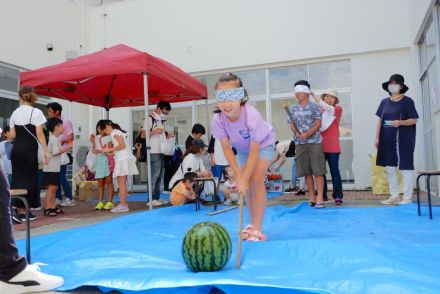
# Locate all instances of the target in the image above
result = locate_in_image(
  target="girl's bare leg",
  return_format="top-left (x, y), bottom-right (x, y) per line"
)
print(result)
top-left (249, 159), bottom-right (270, 232)
top-left (105, 175), bottom-right (114, 202)
top-left (97, 179), bottom-right (105, 202)
top-left (117, 176), bottom-right (128, 206)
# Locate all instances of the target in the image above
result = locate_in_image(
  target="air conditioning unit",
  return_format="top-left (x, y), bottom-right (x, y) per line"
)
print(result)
top-left (73, 139), bottom-right (92, 173)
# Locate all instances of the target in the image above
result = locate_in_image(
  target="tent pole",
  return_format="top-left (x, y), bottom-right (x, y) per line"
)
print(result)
top-left (143, 72), bottom-right (153, 211)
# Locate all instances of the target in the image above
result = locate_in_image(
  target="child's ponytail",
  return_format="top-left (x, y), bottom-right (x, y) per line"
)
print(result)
top-left (99, 120), bottom-right (127, 133)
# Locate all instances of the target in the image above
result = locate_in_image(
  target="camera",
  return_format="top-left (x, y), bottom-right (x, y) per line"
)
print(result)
top-left (46, 43), bottom-right (54, 51)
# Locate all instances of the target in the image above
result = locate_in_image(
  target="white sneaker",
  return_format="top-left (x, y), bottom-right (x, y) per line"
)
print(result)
top-left (0, 263), bottom-right (64, 294)
top-left (158, 198), bottom-right (168, 204)
top-left (399, 197), bottom-right (413, 205)
top-left (55, 199), bottom-right (61, 205)
top-left (224, 199), bottom-right (232, 206)
top-left (110, 204), bottom-right (130, 213)
top-left (380, 197), bottom-right (401, 205)
top-left (30, 207), bottom-right (42, 211)
top-left (60, 199), bottom-right (75, 207)
top-left (152, 199), bottom-right (163, 206)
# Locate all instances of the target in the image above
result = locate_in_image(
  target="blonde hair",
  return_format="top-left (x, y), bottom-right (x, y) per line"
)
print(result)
top-left (19, 85), bottom-right (37, 104)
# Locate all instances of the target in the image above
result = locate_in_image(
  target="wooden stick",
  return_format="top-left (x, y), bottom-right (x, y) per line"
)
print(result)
top-left (207, 205), bottom-right (238, 216)
top-left (235, 192), bottom-right (244, 268)
top-left (283, 104), bottom-right (302, 136)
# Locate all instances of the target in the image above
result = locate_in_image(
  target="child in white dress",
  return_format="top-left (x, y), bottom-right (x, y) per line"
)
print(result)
top-left (101, 120), bottom-right (138, 213)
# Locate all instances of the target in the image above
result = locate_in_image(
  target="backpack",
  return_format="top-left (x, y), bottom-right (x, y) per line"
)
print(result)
top-left (285, 141), bottom-right (296, 157)
top-left (133, 114), bottom-right (162, 162)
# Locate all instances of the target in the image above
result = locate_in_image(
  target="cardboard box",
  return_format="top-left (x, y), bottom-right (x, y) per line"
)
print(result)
top-left (76, 181), bottom-right (109, 201)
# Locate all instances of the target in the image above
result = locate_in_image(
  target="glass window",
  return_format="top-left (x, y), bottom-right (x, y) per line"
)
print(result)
top-left (426, 20), bottom-right (436, 63)
top-left (270, 97), bottom-right (294, 141)
top-left (198, 74), bottom-right (222, 99)
top-left (235, 70), bottom-right (266, 96)
top-left (0, 65), bottom-right (19, 93)
top-left (419, 18), bottom-right (433, 71)
top-left (309, 60), bottom-right (351, 89)
top-left (248, 100), bottom-right (267, 120)
top-left (337, 92), bottom-right (353, 138)
top-left (270, 65), bottom-right (308, 94)
top-left (196, 102), bottom-right (215, 138)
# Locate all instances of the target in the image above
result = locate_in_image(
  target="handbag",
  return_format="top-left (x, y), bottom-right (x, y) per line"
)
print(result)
top-left (99, 136), bottom-right (115, 172)
top-left (133, 135), bottom-right (147, 162)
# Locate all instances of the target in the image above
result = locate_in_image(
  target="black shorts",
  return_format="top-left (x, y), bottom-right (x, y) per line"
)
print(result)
top-left (44, 172), bottom-right (59, 186)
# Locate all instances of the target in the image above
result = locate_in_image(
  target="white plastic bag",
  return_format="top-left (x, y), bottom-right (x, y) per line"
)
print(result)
top-left (61, 153), bottom-right (70, 165)
top-left (86, 151), bottom-right (96, 173)
top-left (203, 178), bottom-right (217, 197)
top-left (161, 135), bottom-right (175, 156)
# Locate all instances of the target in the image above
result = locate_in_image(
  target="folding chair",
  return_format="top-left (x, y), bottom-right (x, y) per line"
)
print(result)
top-left (10, 189), bottom-right (31, 263)
top-left (416, 170), bottom-right (440, 220)
top-left (193, 177), bottom-right (220, 211)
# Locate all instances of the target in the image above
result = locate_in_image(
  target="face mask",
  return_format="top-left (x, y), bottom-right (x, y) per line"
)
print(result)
top-left (388, 84), bottom-right (401, 94)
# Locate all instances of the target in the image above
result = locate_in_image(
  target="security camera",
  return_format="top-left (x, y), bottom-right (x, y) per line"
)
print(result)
top-left (46, 43), bottom-right (54, 51)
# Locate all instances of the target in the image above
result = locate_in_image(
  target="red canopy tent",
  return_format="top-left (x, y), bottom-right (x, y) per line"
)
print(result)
top-left (20, 44), bottom-right (208, 209)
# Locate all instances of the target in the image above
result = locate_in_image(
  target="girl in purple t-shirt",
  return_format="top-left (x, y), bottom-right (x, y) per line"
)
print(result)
top-left (211, 73), bottom-right (275, 241)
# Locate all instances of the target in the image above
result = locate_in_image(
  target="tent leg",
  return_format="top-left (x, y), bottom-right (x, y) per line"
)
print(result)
top-left (143, 72), bottom-right (153, 211)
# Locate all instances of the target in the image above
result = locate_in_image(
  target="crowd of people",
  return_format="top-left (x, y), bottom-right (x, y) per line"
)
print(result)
top-left (0, 73), bottom-right (419, 221)
top-left (0, 72), bottom-right (419, 293)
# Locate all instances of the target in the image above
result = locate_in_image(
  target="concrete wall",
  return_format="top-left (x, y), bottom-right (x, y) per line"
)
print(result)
top-left (350, 48), bottom-right (419, 188)
top-left (0, 0), bottom-right (79, 69)
top-left (86, 0), bottom-right (411, 72)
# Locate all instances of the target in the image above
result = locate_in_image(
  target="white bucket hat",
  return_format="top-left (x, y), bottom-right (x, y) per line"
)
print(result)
top-left (321, 89), bottom-right (340, 104)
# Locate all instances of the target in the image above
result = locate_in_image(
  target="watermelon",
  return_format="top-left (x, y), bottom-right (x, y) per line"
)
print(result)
top-left (182, 221), bottom-right (232, 272)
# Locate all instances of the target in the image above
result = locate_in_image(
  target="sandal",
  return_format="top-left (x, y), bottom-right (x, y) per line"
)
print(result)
top-left (55, 205), bottom-right (64, 214)
top-left (245, 229), bottom-right (267, 242)
top-left (308, 202), bottom-right (316, 207)
top-left (241, 224), bottom-right (255, 240)
top-left (44, 208), bottom-right (57, 217)
top-left (314, 203), bottom-right (325, 209)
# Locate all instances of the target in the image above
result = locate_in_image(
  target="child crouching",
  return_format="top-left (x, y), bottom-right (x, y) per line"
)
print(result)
top-left (222, 166), bottom-right (239, 205)
top-left (170, 172), bottom-right (197, 206)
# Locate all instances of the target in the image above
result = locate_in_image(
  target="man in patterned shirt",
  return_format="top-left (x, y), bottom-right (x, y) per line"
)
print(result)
top-left (287, 80), bottom-right (327, 208)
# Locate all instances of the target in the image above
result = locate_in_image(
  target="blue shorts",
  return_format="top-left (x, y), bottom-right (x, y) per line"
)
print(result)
top-left (236, 145), bottom-right (274, 168)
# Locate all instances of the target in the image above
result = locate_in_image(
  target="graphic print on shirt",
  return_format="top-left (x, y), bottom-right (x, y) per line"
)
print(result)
top-left (238, 130), bottom-right (250, 140)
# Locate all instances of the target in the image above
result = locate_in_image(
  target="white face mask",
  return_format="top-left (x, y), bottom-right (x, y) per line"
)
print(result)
top-left (388, 84), bottom-right (401, 94)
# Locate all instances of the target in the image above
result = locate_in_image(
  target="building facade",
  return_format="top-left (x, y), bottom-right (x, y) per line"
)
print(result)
top-left (0, 0), bottom-right (438, 191)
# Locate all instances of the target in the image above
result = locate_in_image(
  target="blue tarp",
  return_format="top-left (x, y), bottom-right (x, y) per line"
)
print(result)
top-left (111, 191), bottom-right (283, 203)
top-left (17, 203), bottom-right (440, 294)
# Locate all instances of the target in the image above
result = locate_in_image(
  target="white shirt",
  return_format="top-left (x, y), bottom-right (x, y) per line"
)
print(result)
top-left (44, 134), bottom-right (61, 172)
top-left (94, 135), bottom-right (112, 151)
top-left (275, 140), bottom-right (290, 156)
top-left (142, 111), bottom-right (163, 154)
top-left (169, 153), bottom-right (205, 189)
top-left (0, 140), bottom-right (13, 175)
top-left (213, 138), bottom-right (228, 166)
top-left (9, 105), bottom-right (46, 127)
top-left (110, 129), bottom-right (136, 161)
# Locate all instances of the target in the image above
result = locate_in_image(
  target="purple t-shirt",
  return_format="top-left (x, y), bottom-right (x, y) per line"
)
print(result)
top-left (211, 104), bottom-right (275, 153)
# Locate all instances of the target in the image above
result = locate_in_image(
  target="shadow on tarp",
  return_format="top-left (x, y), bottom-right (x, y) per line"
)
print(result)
top-left (17, 203), bottom-right (440, 294)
